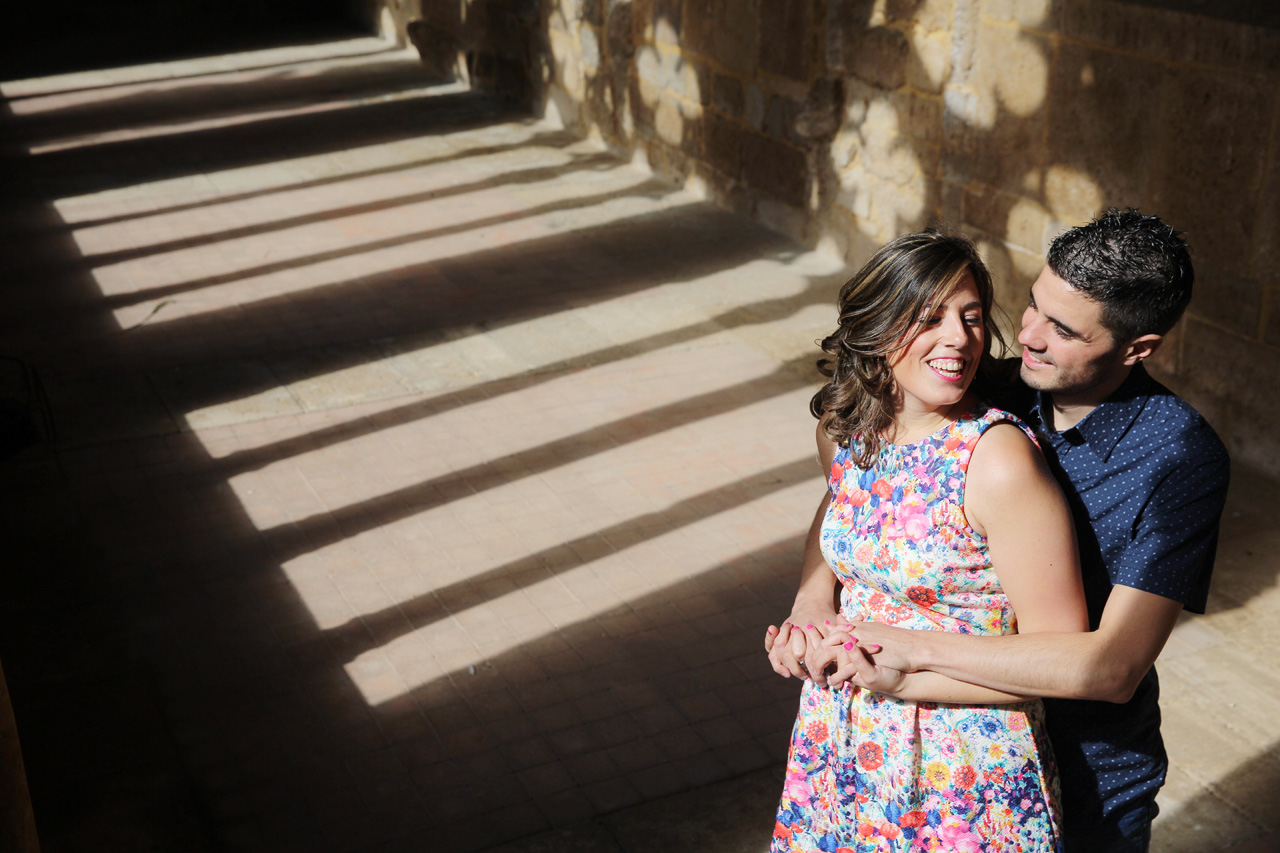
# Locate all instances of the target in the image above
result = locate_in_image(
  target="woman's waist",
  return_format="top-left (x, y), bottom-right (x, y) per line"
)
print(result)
top-left (839, 578), bottom-right (1016, 634)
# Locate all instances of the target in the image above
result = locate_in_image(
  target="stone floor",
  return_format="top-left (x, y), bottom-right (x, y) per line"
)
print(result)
top-left (0, 31), bottom-right (1276, 853)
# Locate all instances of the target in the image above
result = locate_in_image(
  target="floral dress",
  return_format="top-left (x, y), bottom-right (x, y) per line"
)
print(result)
top-left (772, 405), bottom-right (1063, 853)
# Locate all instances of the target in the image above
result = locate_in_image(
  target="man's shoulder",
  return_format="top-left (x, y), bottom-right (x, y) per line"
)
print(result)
top-left (1130, 373), bottom-right (1229, 466)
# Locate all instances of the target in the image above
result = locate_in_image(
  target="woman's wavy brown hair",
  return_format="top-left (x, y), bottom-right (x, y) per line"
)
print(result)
top-left (811, 230), bottom-right (1004, 467)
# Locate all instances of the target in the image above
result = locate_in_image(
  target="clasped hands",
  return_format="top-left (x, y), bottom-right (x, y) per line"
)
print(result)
top-left (764, 613), bottom-right (906, 694)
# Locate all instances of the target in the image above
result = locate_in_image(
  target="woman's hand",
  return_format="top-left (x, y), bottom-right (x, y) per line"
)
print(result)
top-left (765, 612), bottom-right (841, 683)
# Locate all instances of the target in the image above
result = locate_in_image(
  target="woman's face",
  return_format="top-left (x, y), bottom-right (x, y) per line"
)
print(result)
top-left (887, 272), bottom-right (985, 417)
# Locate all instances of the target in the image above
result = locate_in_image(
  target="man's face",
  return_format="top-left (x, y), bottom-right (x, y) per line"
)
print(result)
top-left (1018, 266), bottom-right (1131, 399)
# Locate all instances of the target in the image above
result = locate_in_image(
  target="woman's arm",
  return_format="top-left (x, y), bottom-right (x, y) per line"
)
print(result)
top-left (765, 420), bottom-right (843, 680)
top-left (964, 423), bottom-right (1088, 636)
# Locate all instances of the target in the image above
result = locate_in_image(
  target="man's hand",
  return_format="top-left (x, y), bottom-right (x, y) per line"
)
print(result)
top-left (764, 611), bottom-right (841, 684)
top-left (824, 634), bottom-right (908, 694)
top-left (841, 620), bottom-right (922, 673)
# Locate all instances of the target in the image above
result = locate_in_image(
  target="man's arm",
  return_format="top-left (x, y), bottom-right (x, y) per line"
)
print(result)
top-left (853, 441), bottom-right (1230, 703)
top-left (851, 585), bottom-right (1183, 702)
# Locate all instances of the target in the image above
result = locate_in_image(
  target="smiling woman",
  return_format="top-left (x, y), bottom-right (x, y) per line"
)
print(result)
top-left (764, 230), bottom-right (1089, 853)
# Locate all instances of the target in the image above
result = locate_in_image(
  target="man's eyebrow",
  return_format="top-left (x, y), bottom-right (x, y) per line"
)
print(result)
top-left (1049, 316), bottom-right (1087, 340)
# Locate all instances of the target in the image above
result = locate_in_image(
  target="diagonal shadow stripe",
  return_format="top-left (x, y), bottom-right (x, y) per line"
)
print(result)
top-left (324, 456), bottom-right (820, 663)
top-left (6, 56), bottom-right (441, 147)
top-left (0, 41), bottom-right (399, 104)
top-left (258, 364), bottom-right (811, 564)
top-left (73, 151), bottom-right (620, 270)
top-left (92, 176), bottom-right (679, 312)
top-left (40, 130), bottom-right (580, 235)
top-left (9, 89), bottom-right (521, 200)
top-left (213, 276), bottom-right (835, 481)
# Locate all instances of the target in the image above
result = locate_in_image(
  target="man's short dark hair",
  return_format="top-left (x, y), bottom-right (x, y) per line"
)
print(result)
top-left (1046, 208), bottom-right (1193, 343)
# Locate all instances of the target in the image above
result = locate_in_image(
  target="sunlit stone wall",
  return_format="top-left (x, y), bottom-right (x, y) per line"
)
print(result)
top-left (403, 0), bottom-right (1280, 475)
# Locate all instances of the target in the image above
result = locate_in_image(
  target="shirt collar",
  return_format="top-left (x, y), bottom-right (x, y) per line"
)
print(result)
top-left (1028, 364), bottom-right (1153, 462)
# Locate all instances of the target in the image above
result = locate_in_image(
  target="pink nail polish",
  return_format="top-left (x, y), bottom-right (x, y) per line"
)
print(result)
top-left (850, 636), bottom-right (859, 642)
top-left (824, 620), bottom-right (831, 625)
top-left (805, 624), bottom-right (815, 630)
top-left (844, 642), bottom-right (854, 650)
top-left (844, 624), bottom-right (853, 630)
top-left (783, 621), bottom-right (791, 627)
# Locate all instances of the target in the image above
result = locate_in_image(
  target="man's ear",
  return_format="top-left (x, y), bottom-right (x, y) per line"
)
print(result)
top-left (1122, 334), bottom-right (1163, 366)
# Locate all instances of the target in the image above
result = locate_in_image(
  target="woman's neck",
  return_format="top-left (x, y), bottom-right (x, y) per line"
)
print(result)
top-left (886, 394), bottom-right (977, 445)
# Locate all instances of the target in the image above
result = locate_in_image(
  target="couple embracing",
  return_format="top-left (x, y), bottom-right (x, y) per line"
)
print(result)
top-left (765, 210), bottom-right (1230, 853)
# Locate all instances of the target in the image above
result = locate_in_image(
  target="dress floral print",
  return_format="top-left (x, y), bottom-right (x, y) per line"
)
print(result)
top-left (773, 406), bottom-right (1063, 853)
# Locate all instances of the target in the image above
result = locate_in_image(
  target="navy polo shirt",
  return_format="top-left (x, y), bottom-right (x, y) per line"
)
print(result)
top-left (1008, 363), bottom-right (1230, 846)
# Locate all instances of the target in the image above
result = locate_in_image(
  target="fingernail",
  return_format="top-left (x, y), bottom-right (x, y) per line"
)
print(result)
top-left (844, 642), bottom-right (854, 650)
top-left (767, 626), bottom-right (777, 634)
top-left (850, 636), bottom-right (858, 642)
top-left (824, 620), bottom-right (831, 625)
top-left (868, 644), bottom-right (882, 652)
top-left (844, 624), bottom-right (853, 630)
top-left (805, 624), bottom-right (815, 630)
top-left (783, 621), bottom-right (791, 627)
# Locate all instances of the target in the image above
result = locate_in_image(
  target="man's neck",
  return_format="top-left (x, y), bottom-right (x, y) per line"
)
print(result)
top-left (1045, 365), bottom-right (1135, 432)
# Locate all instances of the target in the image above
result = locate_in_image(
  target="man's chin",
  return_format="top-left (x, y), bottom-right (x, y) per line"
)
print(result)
top-left (1019, 362), bottom-right (1052, 389)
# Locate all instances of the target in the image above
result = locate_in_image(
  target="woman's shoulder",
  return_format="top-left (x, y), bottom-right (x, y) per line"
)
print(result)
top-left (960, 403), bottom-right (1038, 448)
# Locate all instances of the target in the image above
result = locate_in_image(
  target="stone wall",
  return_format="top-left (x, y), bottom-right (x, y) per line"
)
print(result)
top-left (403, 0), bottom-right (1280, 477)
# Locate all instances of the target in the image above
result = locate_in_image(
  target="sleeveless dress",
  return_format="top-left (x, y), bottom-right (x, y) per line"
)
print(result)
top-left (771, 405), bottom-right (1063, 853)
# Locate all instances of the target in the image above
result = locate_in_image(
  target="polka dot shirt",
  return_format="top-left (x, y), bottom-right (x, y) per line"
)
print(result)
top-left (1014, 363), bottom-right (1231, 844)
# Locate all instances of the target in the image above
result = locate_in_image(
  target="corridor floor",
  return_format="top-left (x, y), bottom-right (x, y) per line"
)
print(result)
top-left (1, 31), bottom-right (1277, 853)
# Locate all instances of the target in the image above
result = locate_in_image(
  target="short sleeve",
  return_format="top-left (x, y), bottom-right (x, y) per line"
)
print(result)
top-left (1112, 434), bottom-right (1230, 612)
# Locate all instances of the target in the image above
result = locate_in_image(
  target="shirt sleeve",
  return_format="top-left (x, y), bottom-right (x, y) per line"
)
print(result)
top-left (1112, 427), bottom-right (1230, 612)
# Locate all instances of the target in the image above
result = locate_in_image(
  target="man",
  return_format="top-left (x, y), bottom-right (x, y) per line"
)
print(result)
top-left (766, 209), bottom-right (1230, 851)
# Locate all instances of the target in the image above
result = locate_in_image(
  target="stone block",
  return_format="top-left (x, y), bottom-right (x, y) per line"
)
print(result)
top-left (905, 28), bottom-right (950, 93)
top-left (745, 82), bottom-right (766, 130)
top-left (1182, 318), bottom-right (1280, 472)
top-left (635, 44), bottom-right (669, 90)
top-left (941, 23), bottom-right (1047, 194)
top-left (1145, 316), bottom-right (1183, 378)
top-left (742, 131), bottom-right (810, 207)
top-left (1057, 0), bottom-right (1280, 76)
top-left (1187, 265), bottom-right (1264, 340)
top-left (683, 0), bottom-right (759, 76)
top-left (704, 113), bottom-right (746, 177)
top-left (1147, 67), bottom-right (1274, 279)
top-left (1255, 149), bottom-right (1280, 291)
top-left (712, 72), bottom-right (744, 118)
top-left (887, 0), bottom-right (954, 32)
top-left (1046, 42), bottom-right (1163, 211)
top-left (652, 0), bottom-right (682, 43)
top-left (981, 0), bottom-right (1051, 29)
top-left (579, 24), bottom-right (601, 69)
top-left (762, 95), bottom-right (801, 143)
top-left (605, 1), bottom-right (636, 58)
top-left (1042, 164), bottom-right (1104, 226)
top-left (654, 97), bottom-right (702, 153)
top-left (846, 24), bottom-right (910, 91)
top-left (759, 0), bottom-right (812, 81)
top-left (1268, 289), bottom-right (1280, 349)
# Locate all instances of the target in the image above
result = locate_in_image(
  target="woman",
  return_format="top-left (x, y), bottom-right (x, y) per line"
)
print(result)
top-left (766, 231), bottom-right (1088, 852)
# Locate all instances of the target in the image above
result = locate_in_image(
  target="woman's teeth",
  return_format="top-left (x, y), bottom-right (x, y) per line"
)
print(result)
top-left (929, 359), bottom-right (964, 377)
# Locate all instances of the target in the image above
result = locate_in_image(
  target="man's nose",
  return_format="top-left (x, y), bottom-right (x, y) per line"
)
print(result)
top-left (1018, 310), bottom-right (1042, 349)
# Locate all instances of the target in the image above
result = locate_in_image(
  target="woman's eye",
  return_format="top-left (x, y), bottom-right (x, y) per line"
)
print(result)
top-left (964, 315), bottom-right (982, 326)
